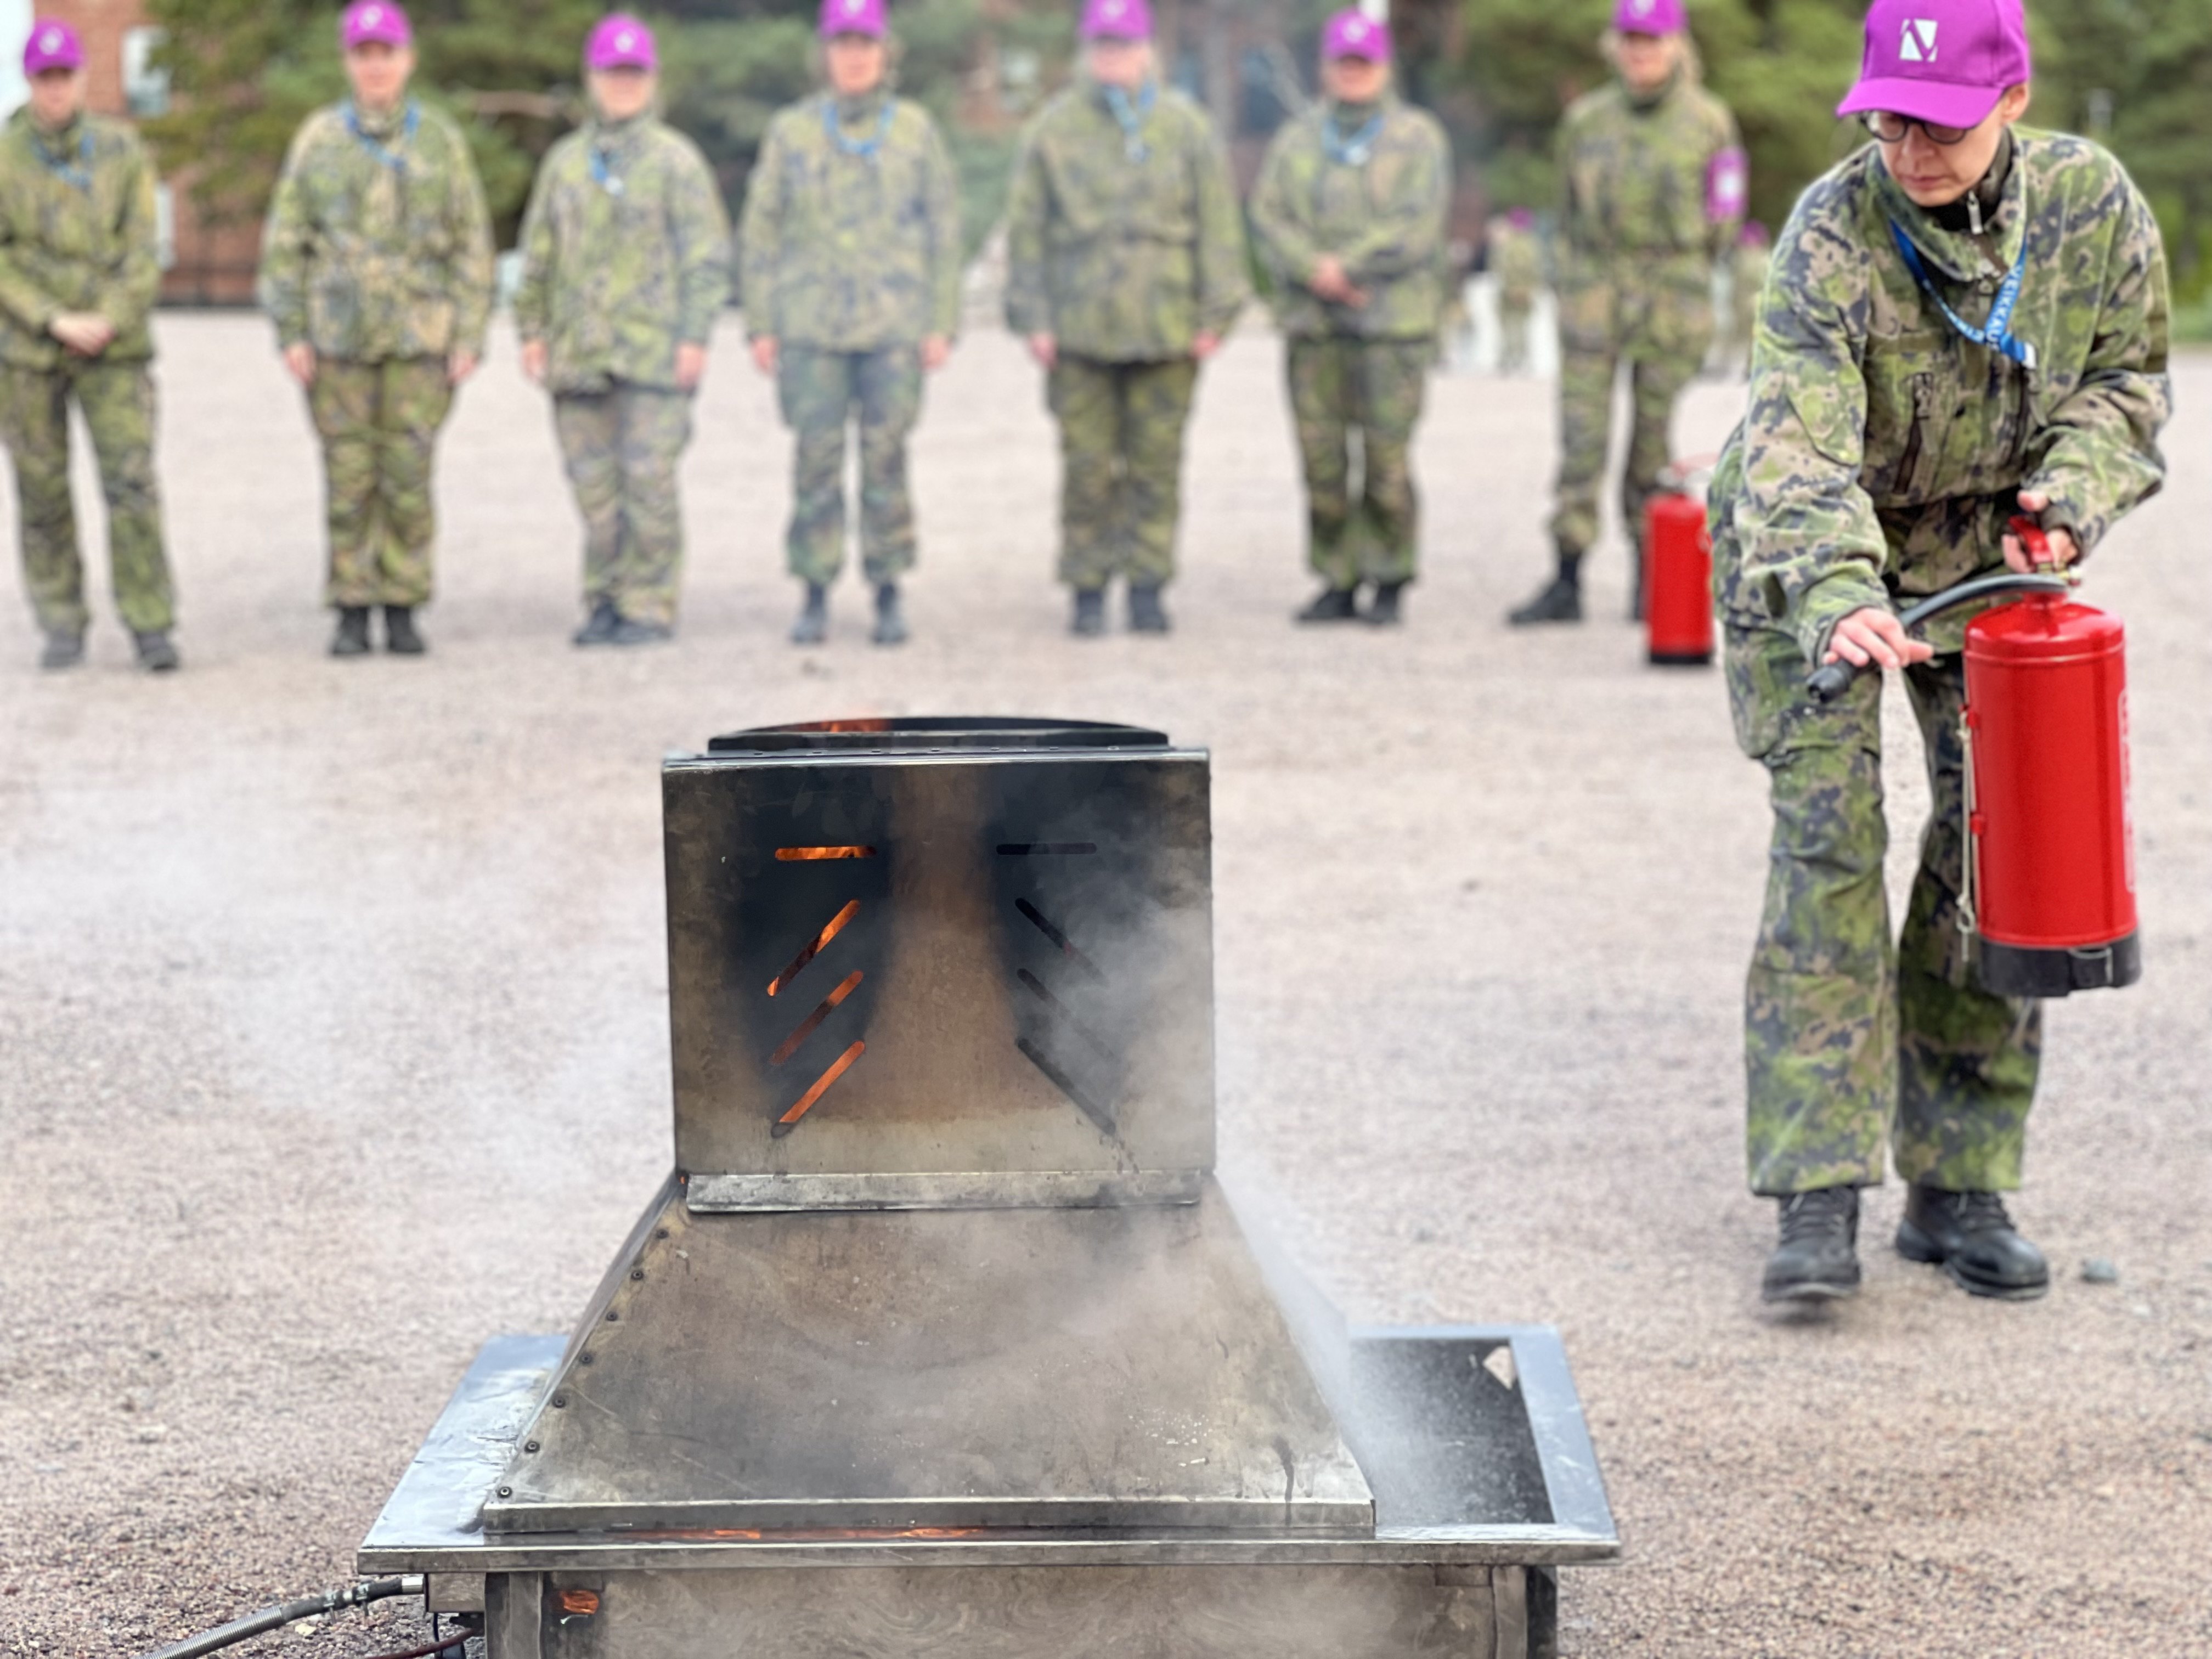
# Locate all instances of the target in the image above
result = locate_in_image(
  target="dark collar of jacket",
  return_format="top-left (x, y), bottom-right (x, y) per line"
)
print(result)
top-left (1872, 128), bottom-right (2024, 283)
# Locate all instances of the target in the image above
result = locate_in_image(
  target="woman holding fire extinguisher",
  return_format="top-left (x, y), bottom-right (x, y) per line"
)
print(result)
top-left (1707, 0), bottom-right (2169, 1304)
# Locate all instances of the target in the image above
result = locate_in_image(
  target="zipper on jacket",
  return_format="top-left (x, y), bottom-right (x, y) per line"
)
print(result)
top-left (2007, 365), bottom-right (2033, 467)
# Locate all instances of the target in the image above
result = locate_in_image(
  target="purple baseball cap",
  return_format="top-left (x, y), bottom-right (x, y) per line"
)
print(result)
top-left (819, 0), bottom-right (887, 36)
top-left (1508, 206), bottom-right (1535, 229)
top-left (22, 20), bottom-right (81, 75)
top-left (1322, 9), bottom-right (1390, 60)
top-left (1079, 0), bottom-right (1153, 42)
top-left (341, 0), bottom-right (413, 50)
top-left (586, 13), bottom-right (657, 71)
top-left (1612, 0), bottom-right (1686, 35)
top-left (1837, 0), bottom-right (2030, 131)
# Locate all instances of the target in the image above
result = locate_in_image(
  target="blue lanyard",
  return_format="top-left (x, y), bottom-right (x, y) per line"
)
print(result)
top-left (1322, 110), bottom-right (1384, 167)
top-left (589, 142), bottom-right (626, 197)
top-left (34, 126), bottom-right (92, 192)
top-left (345, 100), bottom-right (419, 175)
top-left (1103, 82), bottom-right (1155, 163)
top-left (821, 96), bottom-right (895, 161)
top-left (1888, 219), bottom-right (2037, 371)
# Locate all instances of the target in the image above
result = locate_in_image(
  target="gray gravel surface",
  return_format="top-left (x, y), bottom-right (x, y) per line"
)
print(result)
top-left (2, 317), bottom-right (2208, 1656)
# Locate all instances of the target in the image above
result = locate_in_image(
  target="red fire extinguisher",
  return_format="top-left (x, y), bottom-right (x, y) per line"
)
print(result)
top-left (1807, 518), bottom-right (2138, 998)
top-left (1645, 466), bottom-right (1713, 666)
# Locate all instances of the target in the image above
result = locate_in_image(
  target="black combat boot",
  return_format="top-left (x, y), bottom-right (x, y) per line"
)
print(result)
top-left (331, 607), bottom-right (372, 657)
top-left (1127, 583), bottom-right (1170, 634)
top-left (1295, 585), bottom-right (1361, 624)
top-left (1896, 1185), bottom-right (2050, 1301)
top-left (133, 630), bottom-right (180, 673)
top-left (1508, 552), bottom-right (1584, 626)
top-left (606, 614), bottom-right (674, 647)
top-left (572, 599), bottom-right (619, 646)
top-left (791, 583), bottom-right (828, 646)
top-left (1365, 581), bottom-right (1406, 627)
top-left (38, 627), bottom-right (83, 669)
top-left (1762, 1186), bottom-right (1861, 1303)
top-left (1070, 588), bottom-right (1107, 637)
top-left (383, 605), bottom-right (426, 656)
top-left (871, 582), bottom-right (907, 646)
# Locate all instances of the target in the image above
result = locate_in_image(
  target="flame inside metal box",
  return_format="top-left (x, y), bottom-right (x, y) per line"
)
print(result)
top-left (363, 720), bottom-right (1616, 1657)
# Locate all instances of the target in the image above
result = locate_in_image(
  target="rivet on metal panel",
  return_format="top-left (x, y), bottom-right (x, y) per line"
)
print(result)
top-left (629, 1268), bottom-right (645, 1281)
top-left (523, 1440), bottom-right (540, 1453)
top-left (654, 1228), bottom-right (670, 1239)
top-left (495, 1485), bottom-right (512, 1498)
top-left (577, 1353), bottom-right (594, 1367)
top-left (605, 1310), bottom-right (620, 1322)
top-left (551, 1396), bottom-right (567, 1408)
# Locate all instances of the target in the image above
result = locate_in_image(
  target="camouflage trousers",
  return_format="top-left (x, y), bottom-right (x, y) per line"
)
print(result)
top-left (552, 383), bottom-right (693, 628)
top-left (1496, 295), bottom-right (1533, 374)
top-left (776, 345), bottom-right (923, 586)
top-left (1047, 354), bottom-right (1199, 590)
top-left (1549, 343), bottom-right (1702, 562)
top-left (307, 356), bottom-right (454, 609)
top-left (1286, 335), bottom-right (1429, 589)
top-left (1, 359), bottom-right (172, 635)
top-left (1727, 622), bottom-right (2040, 1196)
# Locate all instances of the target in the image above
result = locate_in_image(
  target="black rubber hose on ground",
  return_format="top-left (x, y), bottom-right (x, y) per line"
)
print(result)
top-left (142, 1576), bottom-right (424, 1659)
top-left (1805, 572), bottom-right (2074, 703)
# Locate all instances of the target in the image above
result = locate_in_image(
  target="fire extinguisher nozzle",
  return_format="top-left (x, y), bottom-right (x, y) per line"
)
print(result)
top-left (1806, 661), bottom-right (1859, 703)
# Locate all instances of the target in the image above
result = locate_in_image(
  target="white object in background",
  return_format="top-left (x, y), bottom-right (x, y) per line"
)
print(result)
top-left (0, 0), bottom-right (30, 119)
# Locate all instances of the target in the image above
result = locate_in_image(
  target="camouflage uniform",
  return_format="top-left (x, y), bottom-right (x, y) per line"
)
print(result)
top-left (740, 89), bottom-right (960, 585)
top-left (1708, 130), bottom-right (2170, 1195)
top-left (514, 114), bottom-right (730, 627)
top-left (0, 109), bottom-right (170, 637)
top-left (260, 99), bottom-right (495, 610)
top-left (1552, 69), bottom-right (1740, 565)
top-left (1250, 95), bottom-right (1451, 590)
top-left (1005, 78), bottom-right (1248, 590)
top-left (1491, 218), bottom-right (1543, 373)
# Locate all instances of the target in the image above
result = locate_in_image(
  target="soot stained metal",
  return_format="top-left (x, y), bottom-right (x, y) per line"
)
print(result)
top-left (360, 718), bottom-right (1618, 1657)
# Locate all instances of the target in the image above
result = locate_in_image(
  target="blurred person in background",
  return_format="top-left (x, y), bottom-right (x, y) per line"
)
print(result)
top-left (1508, 0), bottom-right (1743, 627)
top-left (0, 21), bottom-right (176, 672)
top-left (1490, 206), bottom-right (1542, 375)
top-left (742, 0), bottom-right (960, 650)
top-left (515, 13), bottom-right (729, 647)
top-left (1711, 0), bottom-right (2168, 1304)
top-left (261, 0), bottom-right (495, 659)
top-left (1721, 218), bottom-right (1770, 376)
top-left (1004, 0), bottom-right (1248, 637)
top-left (1250, 9), bottom-right (1451, 628)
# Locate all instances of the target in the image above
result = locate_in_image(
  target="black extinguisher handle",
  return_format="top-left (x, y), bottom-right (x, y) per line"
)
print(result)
top-left (1804, 571), bottom-right (2074, 704)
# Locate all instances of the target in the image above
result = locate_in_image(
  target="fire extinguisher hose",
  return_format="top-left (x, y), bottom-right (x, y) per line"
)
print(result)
top-left (1804, 571), bottom-right (2074, 703)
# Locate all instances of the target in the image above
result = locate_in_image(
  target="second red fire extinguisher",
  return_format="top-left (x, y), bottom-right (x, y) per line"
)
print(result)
top-left (1644, 466), bottom-right (1713, 667)
top-left (1807, 519), bottom-right (2138, 999)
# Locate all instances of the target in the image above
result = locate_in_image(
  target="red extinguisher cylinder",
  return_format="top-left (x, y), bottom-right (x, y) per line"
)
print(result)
top-left (1963, 593), bottom-right (2138, 997)
top-left (1644, 490), bottom-right (1713, 667)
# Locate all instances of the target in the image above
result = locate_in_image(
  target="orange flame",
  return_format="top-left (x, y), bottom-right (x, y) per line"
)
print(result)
top-left (767, 900), bottom-right (861, 998)
top-left (769, 970), bottom-right (864, 1066)
top-left (773, 1040), bottom-right (865, 1135)
top-left (776, 845), bottom-right (877, 862)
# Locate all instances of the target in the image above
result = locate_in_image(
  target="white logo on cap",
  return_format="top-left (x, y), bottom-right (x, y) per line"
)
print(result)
top-left (845, 0), bottom-right (862, 12)
top-left (364, 6), bottom-right (381, 22)
top-left (617, 30), bottom-right (634, 47)
top-left (1632, 0), bottom-right (1654, 14)
top-left (40, 28), bottom-right (58, 48)
top-left (1346, 19), bottom-right (1366, 35)
top-left (1899, 18), bottom-right (1938, 60)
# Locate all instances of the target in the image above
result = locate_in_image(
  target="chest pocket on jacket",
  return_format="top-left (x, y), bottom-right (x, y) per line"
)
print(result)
top-left (1860, 328), bottom-right (1954, 505)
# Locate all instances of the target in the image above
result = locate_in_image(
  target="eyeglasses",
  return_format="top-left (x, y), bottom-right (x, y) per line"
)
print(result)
top-left (1862, 111), bottom-right (1974, 145)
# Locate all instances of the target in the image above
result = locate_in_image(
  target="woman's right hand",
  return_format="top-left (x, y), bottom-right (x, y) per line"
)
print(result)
top-left (1823, 606), bottom-right (1934, 672)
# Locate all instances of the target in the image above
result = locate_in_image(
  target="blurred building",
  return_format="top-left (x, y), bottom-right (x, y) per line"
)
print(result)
top-left (1, 0), bottom-right (261, 304)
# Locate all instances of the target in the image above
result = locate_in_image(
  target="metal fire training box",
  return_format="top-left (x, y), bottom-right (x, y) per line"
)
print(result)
top-left (360, 718), bottom-right (1617, 1658)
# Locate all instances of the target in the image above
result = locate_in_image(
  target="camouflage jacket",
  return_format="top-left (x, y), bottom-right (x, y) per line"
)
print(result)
top-left (514, 115), bottom-right (732, 393)
top-left (1004, 78), bottom-right (1248, 361)
top-left (1554, 71), bottom-right (1740, 351)
top-left (259, 100), bottom-right (496, 363)
top-left (1249, 96), bottom-right (1452, 341)
top-left (0, 110), bottom-right (160, 370)
top-left (1711, 130), bottom-right (2171, 663)
top-left (738, 90), bottom-right (960, 350)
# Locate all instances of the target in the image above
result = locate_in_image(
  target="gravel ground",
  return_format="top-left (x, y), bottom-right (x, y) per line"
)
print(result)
top-left (2, 316), bottom-right (2207, 1657)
